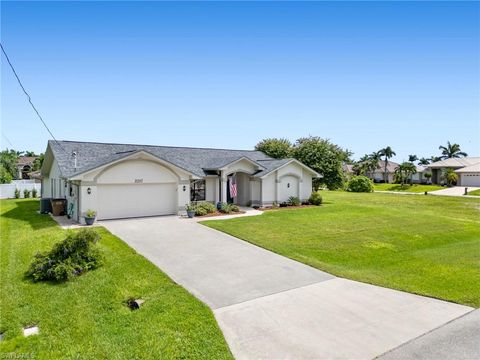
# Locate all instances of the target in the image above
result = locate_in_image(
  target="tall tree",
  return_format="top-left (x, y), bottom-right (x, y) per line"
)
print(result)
top-left (408, 154), bottom-right (418, 163)
top-left (418, 157), bottom-right (431, 166)
top-left (0, 149), bottom-right (20, 180)
top-left (32, 153), bottom-right (45, 171)
top-left (378, 146), bottom-right (396, 183)
top-left (394, 162), bottom-right (417, 188)
top-left (439, 141), bottom-right (468, 159)
top-left (255, 138), bottom-right (292, 159)
top-left (24, 151), bottom-right (37, 157)
top-left (293, 136), bottom-right (346, 190)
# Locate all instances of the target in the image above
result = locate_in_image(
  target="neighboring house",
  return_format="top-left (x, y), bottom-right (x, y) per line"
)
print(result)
top-left (372, 160), bottom-right (400, 183)
top-left (411, 165), bottom-right (427, 184)
top-left (343, 161), bottom-right (399, 183)
top-left (427, 157), bottom-right (480, 186)
top-left (17, 156), bottom-right (37, 179)
top-left (41, 140), bottom-right (320, 223)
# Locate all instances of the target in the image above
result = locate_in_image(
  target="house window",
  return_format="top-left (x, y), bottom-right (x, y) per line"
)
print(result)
top-left (190, 180), bottom-right (206, 201)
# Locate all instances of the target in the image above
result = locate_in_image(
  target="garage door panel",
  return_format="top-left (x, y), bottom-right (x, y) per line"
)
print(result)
top-left (462, 174), bottom-right (480, 187)
top-left (97, 183), bottom-right (177, 220)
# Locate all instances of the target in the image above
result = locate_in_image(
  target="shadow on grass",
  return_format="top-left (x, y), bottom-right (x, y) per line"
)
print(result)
top-left (2, 199), bottom-right (57, 230)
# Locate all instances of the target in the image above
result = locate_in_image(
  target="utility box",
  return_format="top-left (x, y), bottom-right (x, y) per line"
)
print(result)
top-left (50, 198), bottom-right (66, 216)
top-left (40, 198), bottom-right (52, 214)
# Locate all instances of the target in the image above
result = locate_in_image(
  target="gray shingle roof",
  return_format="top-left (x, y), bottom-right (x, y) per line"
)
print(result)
top-left (49, 140), bottom-right (275, 178)
top-left (428, 157), bottom-right (480, 169)
top-left (254, 159), bottom-right (293, 177)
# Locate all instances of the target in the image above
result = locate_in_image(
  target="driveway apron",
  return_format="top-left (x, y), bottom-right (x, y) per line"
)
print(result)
top-left (102, 216), bottom-right (473, 360)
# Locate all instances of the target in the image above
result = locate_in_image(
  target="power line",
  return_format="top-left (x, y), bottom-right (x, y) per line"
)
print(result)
top-left (0, 42), bottom-right (65, 152)
top-left (1, 132), bottom-right (14, 147)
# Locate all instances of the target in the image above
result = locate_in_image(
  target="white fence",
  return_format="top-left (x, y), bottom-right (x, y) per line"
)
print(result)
top-left (0, 180), bottom-right (41, 199)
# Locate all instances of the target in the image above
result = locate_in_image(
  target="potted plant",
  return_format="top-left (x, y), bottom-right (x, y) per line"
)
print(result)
top-left (185, 204), bottom-right (196, 218)
top-left (84, 209), bottom-right (96, 225)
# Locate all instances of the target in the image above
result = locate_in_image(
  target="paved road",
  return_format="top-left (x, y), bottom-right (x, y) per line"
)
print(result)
top-left (103, 216), bottom-right (473, 360)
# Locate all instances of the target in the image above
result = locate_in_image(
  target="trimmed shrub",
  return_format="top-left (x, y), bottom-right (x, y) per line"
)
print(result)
top-left (23, 189), bottom-right (31, 198)
top-left (219, 203), bottom-right (239, 214)
top-left (347, 176), bottom-right (374, 193)
top-left (309, 191), bottom-right (323, 205)
top-left (14, 188), bottom-right (20, 199)
top-left (195, 207), bottom-right (208, 216)
top-left (287, 196), bottom-right (300, 206)
top-left (31, 188), bottom-right (38, 198)
top-left (195, 201), bottom-right (216, 214)
top-left (26, 229), bottom-right (102, 282)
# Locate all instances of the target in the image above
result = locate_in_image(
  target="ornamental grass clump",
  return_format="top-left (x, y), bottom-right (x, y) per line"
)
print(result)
top-left (26, 229), bottom-right (102, 282)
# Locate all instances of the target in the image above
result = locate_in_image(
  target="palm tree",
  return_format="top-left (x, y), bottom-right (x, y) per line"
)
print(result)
top-left (439, 141), bottom-right (468, 160)
top-left (395, 162), bottom-right (417, 188)
top-left (418, 157), bottom-right (431, 166)
top-left (353, 153), bottom-right (380, 179)
top-left (443, 168), bottom-right (458, 186)
top-left (378, 146), bottom-right (396, 183)
top-left (408, 155), bottom-right (418, 163)
top-left (430, 155), bottom-right (442, 163)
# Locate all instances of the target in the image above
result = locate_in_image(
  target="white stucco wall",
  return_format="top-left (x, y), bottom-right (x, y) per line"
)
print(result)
top-left (301, 173), bottom-right (313, 200)
top-left (223, 159), bottom-right (258, 176)
top-left (95, 160), bottom-right (178, 184)
top-left (261, 174), bottom-right (276, 204)
top-left (260, 162), bottom-right (314, 205)
top-left (235, 172), bottom-right (251, 206)
top-left (205, 177), bottom-right (217, 202)
top-left (250, 179), bottom-right (261, 205)
top-left (42, 159), bottom-right (63, 198)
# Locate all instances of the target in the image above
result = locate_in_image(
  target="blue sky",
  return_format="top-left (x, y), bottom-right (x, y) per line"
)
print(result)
top-left (1, 1), bottom-right (479, 162)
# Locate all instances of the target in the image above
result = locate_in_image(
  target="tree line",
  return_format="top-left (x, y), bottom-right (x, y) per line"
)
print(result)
top-left (255, 138), bottom-right (468, 189)
top-left (0, 150), bottom-right (44, 184)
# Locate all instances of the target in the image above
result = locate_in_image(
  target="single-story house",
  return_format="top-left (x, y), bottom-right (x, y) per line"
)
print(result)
top-left (427, 157), bottom-right (480, 186)
top-left (41, 140), bottom-right (320, 223)
top-left (410, 165), bottom-right (427, 184)
top-left (343, 161), bottom-right (399, 183)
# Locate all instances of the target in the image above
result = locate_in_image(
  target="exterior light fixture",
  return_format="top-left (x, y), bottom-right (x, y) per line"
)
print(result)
top-left (87, 187), bottom-right (91, 195)
top-left (183, 185), bottom-right (186, 191)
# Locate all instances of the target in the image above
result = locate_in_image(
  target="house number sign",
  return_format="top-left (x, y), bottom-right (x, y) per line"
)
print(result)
top-left (134, 179), bottom-right (143, 184)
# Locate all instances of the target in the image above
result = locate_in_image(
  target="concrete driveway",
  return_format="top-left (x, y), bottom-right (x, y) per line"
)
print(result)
top-left (102, 216), bottom-right (473, 360)
top-left (430, 186), bottom-right (480, 197)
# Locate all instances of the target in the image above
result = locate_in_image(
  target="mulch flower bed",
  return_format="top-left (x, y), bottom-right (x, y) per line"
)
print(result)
top-left (196, 210), bottom-right (246, 218)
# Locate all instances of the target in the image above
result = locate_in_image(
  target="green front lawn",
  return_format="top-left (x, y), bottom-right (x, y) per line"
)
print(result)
top-left (203, 192), bottom-right (480, 307)
top-left (0, 199), bottom-right (232, 359)
top-left (467, 189), bottom-right (480, 196)
top-left (374, 183), bottom-right (444, 193)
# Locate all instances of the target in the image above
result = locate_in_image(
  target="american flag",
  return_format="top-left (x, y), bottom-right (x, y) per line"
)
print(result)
top-left (229, 174), bottom-right (237, 198)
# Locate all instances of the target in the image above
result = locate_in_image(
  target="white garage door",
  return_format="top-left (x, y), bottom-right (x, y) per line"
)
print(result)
top-left (97, 183), bottom-right (177, 220)
top-left (279, 175), bottom-right (299, 202)
top-left (461, 174), bottom-right (480, 187)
